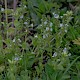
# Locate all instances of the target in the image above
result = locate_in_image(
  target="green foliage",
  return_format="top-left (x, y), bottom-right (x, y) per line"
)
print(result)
top-left (0, 0), bottom-right (80, 80)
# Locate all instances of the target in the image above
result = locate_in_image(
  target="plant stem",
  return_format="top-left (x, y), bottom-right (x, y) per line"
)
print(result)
top-left (5, 0), bottom-right (8, 39)
top-left (5, 0), bottom-right (8, 23)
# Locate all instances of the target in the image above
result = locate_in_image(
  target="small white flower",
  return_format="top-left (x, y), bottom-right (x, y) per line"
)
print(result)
top-left (25, 29), bottom-right (27, 32)
top-left (43, 35), bottom-right (46, 39)
top-left (63, 47), bottom-right (67, 53)
top-left (1, 8), bottom-right (4, 11)
top-left (18, 39), bottom-right (21, 42)
top-left (41, 19), bottom-right (43, 21)
top-left (60, 23), bottom-right (64, 27)
top-left (24, 22), bottom-right (28, 25)
top-left (14, 57), bottom-right (21, 61)
top-left (44, 21), bottom-right (47, 25)
top-left (35, 35), bottom-right (38, 38)
top-left (50, 22), bottom-right (53, 27)
top-left (46, 27), bottom-right (49, 31)
top-left (20, 15), bottom-right (23, 19)
top-left (14, 57), bottom-right (19, 61)
top-left (65, 24), bottom-right (68, 27)
top-left (68, 53), bottom-right (71, 56)
top-left (18, 4), bottom-right (21, 7)
top-left (13, 39), bottom-right (15, 42)
top-left (39, 24), bottom-right (42, 27)
top-left (65, 30), bottom-right (67, 33)
top-left (52, 52), bottom-right (57, 57)
top-left (24, 5), bottom-right (27, 8)
top-left (60, 16), bottom-right (63, 18)
top-left (62, 47), bottom-right (68, 56)
top-left (50, 28), bottom-right (53, 31)
top-left (54, 14), bottom-right (59, 18)
top-left (52, 12), bottom-right (55, 15)
top-left (31, 24), bottom-right (33, 27)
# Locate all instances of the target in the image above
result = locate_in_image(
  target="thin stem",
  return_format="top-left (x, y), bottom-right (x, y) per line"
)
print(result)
top-left (4, 1), bottom-right (8, 79)
top-left (12, 0), bottom-right (17, 27)
top-left (5, 0), bottom-right (8, 39)
top-left (5, 0), bottom-right (8, 23)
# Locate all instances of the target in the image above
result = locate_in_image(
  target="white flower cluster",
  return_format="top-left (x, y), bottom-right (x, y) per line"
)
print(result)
top-left (59, 23), bottom-right (68, 28)
top-left (12, 38), bottom-right (21, 43)
top-left (59, 23), bottom-right (69, 33)
top-left (44, 22), bottom-right (53, 32)
top-left (62, 47), bottom-right (71, 56)
top-left (46, 27), bottom-right (53, 32)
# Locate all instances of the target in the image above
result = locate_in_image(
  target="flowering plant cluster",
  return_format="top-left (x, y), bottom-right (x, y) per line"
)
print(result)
top-left (0, 0), bottom-right (80, 80)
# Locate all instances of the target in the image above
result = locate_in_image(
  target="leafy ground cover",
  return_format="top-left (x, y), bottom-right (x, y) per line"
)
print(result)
top-left (0, 0), bottom-right (80, 80)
